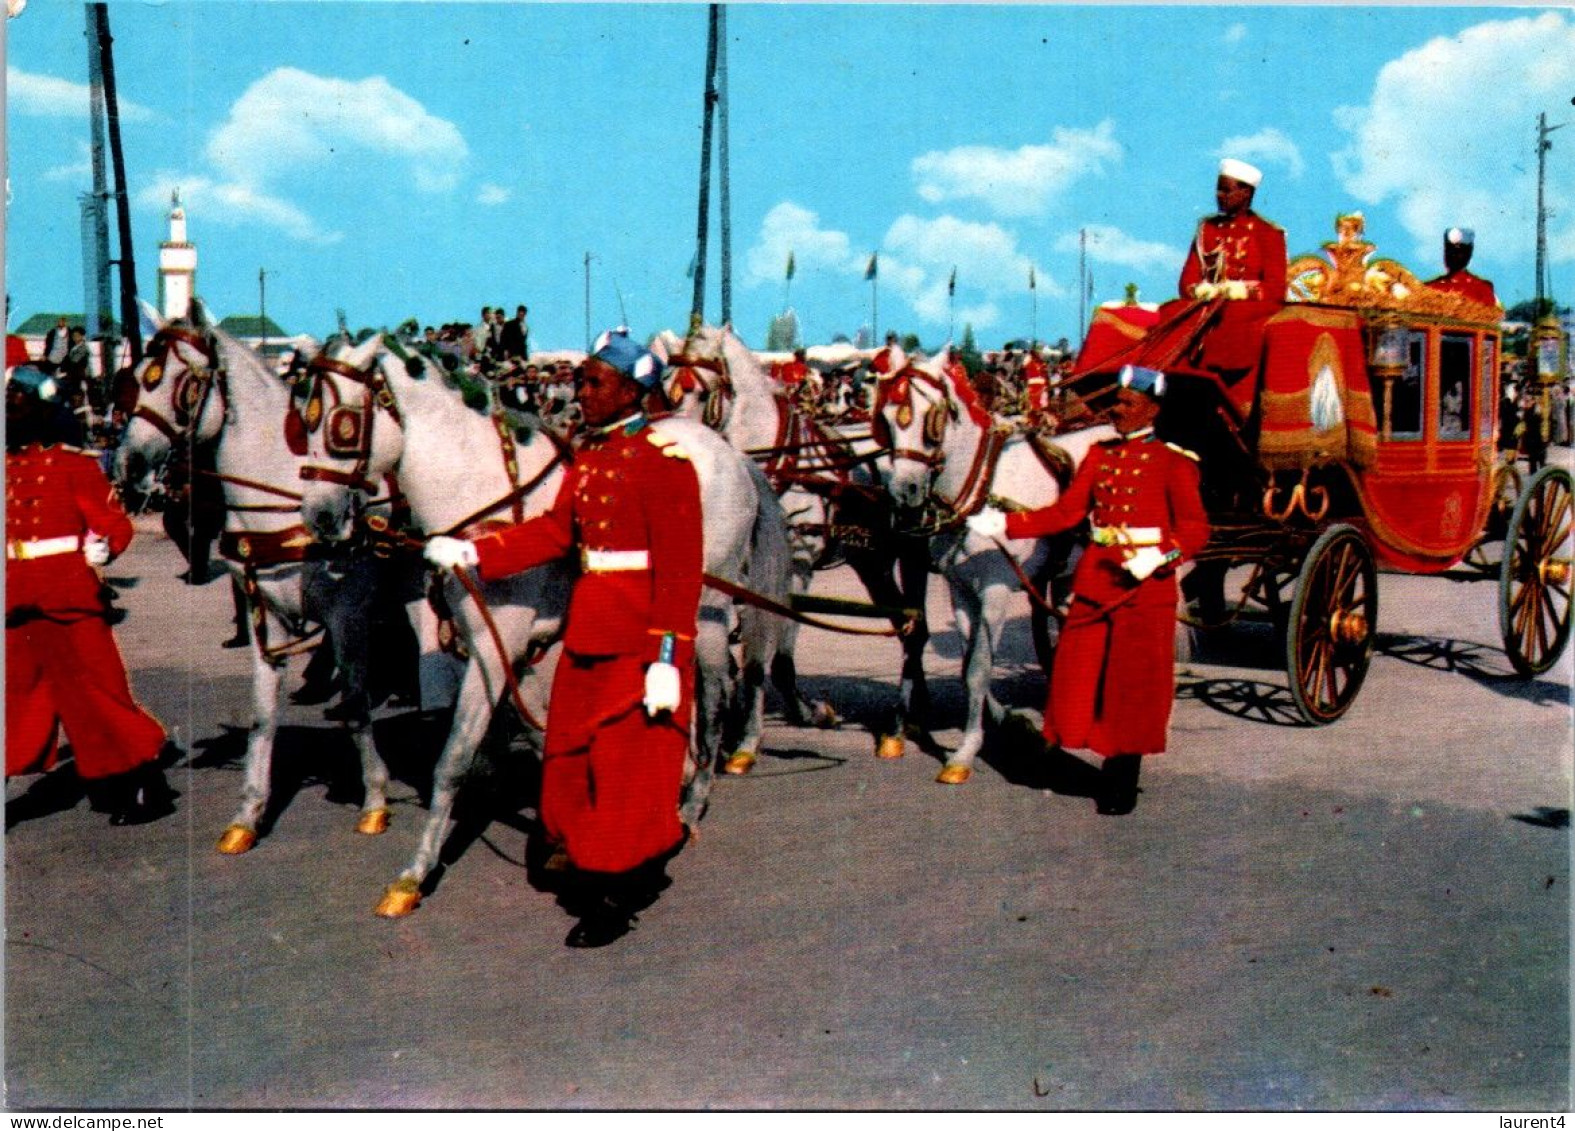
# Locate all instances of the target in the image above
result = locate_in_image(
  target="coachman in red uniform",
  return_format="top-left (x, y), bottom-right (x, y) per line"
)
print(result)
top-left (424, 329), bottom-right (701, 947)
top-left (1424, 228), bottom-right (1499, 309)
top-left (1176, 158), bottom-right (1288, 379)
top-left (970, 365), bottom-right (1209, 814)
top-left (6, 366), bottom-right (176, 824)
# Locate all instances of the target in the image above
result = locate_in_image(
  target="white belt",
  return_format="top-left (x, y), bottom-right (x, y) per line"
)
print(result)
top-left (581, 548), bottom-right (650, 572)
top-left (6, 535), bottom-right (84, 561)
top-left (1091, 526), bottom-right (1162, 547)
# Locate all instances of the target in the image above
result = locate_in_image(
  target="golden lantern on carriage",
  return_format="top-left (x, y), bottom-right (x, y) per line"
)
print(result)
top-left (1363, 308), bottom-right (1408, 440)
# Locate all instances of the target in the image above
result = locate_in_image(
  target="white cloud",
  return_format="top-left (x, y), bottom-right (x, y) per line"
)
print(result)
top-left (744, 202), bottom-right (860, 285)
top-left (137, 175), bottom-right (343, 245)
top-left (206, 68), bottom-right (467, 192)
top-left (1335, 12), bottom-right (1575, 266)
top-left (882, 213), bottom-right (1056, 329)
top-left (1224, 23), bottom-right (1248, 46)
top-left (1216, 127), bottom-right (1305, 180)
top-left (6, 66), bottom-right (153, 120)
top-left (476, 183), bottom-right (512, 206)
top-left (911, 120), bottom-right (1122, 218)
top-left (1054, 225), bottom-right (1185, 274)
top-left (44, 141), bottom-right (92, 183)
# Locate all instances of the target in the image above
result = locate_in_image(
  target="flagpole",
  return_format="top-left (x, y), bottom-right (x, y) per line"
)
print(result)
top-left (1078, 228), bottom-right (1087, 335)
top-left (1030, 267), bottom-right (1038, 348)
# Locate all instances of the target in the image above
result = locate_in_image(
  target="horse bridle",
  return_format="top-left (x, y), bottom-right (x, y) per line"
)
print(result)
top-left (874, 364), bottom-right (957, 468)
top-left (666, 341), bottom-right (733, 428)
top-left (296, 353), bottom-right (404, 495)
top-left (131, 327), bottom-right (225, 444)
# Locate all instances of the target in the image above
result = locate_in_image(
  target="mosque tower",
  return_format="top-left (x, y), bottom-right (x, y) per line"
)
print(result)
top-left (156, 189), bottom-right (196, 320)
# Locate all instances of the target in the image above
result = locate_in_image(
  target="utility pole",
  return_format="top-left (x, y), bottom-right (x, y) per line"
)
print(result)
top-left (1535, 111), bottom-right (1565, 313)
top-left (258, 268), bottom-right (270, 353)
top-left (1078, 228), bottom-right (1087, 337)
top-left (83, 3), bottom-right (114, 364)
top-left (691, 5), bottom-right (720, 324)
top-left (717, 4), bottom-right (732, 326)
top-left (92, 3), bottom-right (142, 365)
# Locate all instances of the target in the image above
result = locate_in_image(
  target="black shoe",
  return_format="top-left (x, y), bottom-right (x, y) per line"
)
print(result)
top-left (565, 904), bottom-right (636, 949)
top-left (322, 691), bottom-right (369, 723)
top-left (1096, 754), bottom-right (1142, 816)
top-left (221, 631), bottom-right (251, 649)
top-left (107, 766), bottom-right (179, 826)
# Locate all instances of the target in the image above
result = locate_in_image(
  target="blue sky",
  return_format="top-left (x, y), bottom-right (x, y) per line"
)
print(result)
top-left (5, 3), bottom-right (1573, 351)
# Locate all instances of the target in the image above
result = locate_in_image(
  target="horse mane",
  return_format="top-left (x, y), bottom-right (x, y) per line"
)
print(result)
top-left (929, 347), bottom-right (992, 429)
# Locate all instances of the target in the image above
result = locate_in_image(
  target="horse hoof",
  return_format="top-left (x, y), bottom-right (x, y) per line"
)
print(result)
top-left (356, 808), bottom-right (391, 836)
top-left (375, 878), bottom-right (422, 919)
top-left (216, 825), bottom-right (257, 855)
top-left (936, 764), bottom-right (972, 785)
top-left (543, 847), bottom-right (571, 873)
top-left (811, 702), bottom-right (841, 729)
top-left (722, 751), bottom-right (757, 775)
top-left (875, 734), bottom-right (906, 760)
top-left (685, 824), bottom-right (701, 845)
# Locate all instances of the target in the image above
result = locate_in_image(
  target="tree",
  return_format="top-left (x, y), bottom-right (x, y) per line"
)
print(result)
top-left (958, 323), bottom-right (984, 378)
top-left (766, 309), bottom-right (801, 351)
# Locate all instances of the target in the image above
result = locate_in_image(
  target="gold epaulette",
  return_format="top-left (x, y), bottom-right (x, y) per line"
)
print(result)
top-left (646, 431), bottom-right (690, 460)
top-left (1164, 442), bottom-right (1200, 462)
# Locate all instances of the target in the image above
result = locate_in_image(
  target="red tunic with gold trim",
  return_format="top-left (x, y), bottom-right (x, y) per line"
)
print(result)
top-left (1177, 209), bottom-right (1288, 375)
top-left (1004, 430), bottom-right (1209, 756)
top-left (6, 442), bottom-right (167, 779)
top-left (470, 414), bottom-right (703, 874)
top-left (1425, 269), bottom-right (1499, 309)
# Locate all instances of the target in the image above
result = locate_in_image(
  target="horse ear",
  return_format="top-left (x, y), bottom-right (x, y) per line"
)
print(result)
top-left (136, 297), bottom-right (166, 334)
top-left (189, 297), bottom-right (214, 331)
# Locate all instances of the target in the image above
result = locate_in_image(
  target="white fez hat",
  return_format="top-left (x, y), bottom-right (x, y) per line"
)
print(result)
top-left (1218, 158), bottom-right (1263, 188)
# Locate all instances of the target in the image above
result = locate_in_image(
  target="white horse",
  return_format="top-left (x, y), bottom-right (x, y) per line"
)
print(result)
top-left (297, 333), bottom-right (790, 916)
top-left (112, 303), bottom-right (402, 849)
top-left (654, 323), bottom-right (938, 760)
top-left (875, 348), bottom-right (1115, 783)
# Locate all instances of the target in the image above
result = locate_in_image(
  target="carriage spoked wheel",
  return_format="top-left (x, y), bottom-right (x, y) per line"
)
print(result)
top-left (1499, 466), bottom-right (1574, 678)
top-left (1285, 524), bottom-right (1378, 725)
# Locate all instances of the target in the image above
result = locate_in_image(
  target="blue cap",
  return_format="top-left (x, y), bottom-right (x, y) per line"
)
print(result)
top-left (589, 327), bottom-right (663, 390)
top-left (1118, 364), bottom-right (1166, 398)
top-left (6, 365), bottom-right (64, 404)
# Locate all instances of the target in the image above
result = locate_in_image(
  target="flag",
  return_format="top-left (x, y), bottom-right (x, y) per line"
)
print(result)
top-left (686, 250), bottom-right (698, 279)
top-left (785, 251), bottom-right (795, 281)
top-left (948, 267), bottom-right (957, 297)
top-left (864, 253), bottom-right (878, 281)
top-left (1029, 265), bottom-right (1037, 291)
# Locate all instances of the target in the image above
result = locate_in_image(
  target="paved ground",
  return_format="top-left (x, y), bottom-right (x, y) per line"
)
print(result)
top-left (4, 505), bottom-right (1570, 1112)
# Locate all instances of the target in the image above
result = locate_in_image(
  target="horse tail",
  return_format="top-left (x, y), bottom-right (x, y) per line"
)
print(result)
top-left (738, 461), bottom-right (790, 667)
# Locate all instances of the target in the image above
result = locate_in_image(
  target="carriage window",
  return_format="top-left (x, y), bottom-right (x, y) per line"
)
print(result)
top-left (1381, 331), bottom-right (1427, 439)
top-left (1479, 336), bottom-right (1497, 441)
top-left (1438, 333), bottom-right (1474, 440)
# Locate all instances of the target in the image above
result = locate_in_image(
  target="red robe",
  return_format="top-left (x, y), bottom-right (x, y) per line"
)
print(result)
top-left (6, 443), bottom-right (167, 779)
top-left (472, 415), bottom-right (703, 873)
top-left (1004, 431), bottom-right (1210, 756)
top-left (1425, 269), bottom-right (1499, 309)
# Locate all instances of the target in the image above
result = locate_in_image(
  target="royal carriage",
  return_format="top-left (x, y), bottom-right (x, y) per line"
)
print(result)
top-left (1065, 214), bottom-right (1572, 724)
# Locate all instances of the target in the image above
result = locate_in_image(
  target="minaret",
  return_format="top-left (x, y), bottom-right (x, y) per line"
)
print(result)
top-left (157, 189), bottom-right (196, 320)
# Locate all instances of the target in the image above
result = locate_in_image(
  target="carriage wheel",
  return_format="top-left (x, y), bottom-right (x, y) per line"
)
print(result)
top-left (1467, 457), bottom-right (1524, 569)
top-left (1499, 466), bottom-right (1574, 678)
top-left (1285, 524), bottom-right (1378, 725)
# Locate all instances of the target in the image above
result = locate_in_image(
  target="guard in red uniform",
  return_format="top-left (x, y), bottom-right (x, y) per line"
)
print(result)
top-left (969, 365), bottom-right (1209, 814)
top-left (6, 366), bottom-right (176, 824)
top-left (870, 331), bottom-right (904, 377)
top-left (1177, 158), bottom-right (1287, 378)
top-left (1022, 350), bottom-right (1051, 421)
top-left (1425, 228), bottom-right (1499, 308)
top-left (425, 329), bottom-right (701, 947)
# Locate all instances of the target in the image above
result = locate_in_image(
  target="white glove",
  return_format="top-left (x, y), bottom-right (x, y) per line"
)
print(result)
top-left (1123, 545), bottom-right (1168, 581)
top-left (1222, 280), bottom-right (1251, 301)
top-left (1191, 282), bottom-right (1221, 301)
top-left (83, 534), bottom-right (111, 568)
top-left (424, 535), bottom-right (479, 571)
top-left (643, 661), bottom-right (682, 716)
top-left (966, 505), bottom-right (1008, 540)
